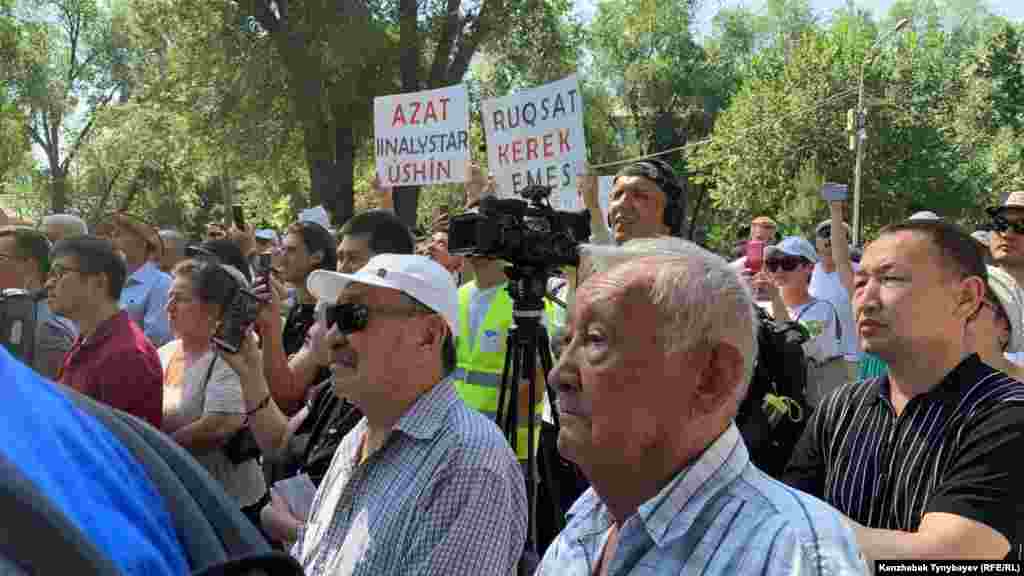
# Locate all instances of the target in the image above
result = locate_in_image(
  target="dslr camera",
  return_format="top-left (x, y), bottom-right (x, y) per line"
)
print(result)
top-left (447, 185), bottom-right (591, 268)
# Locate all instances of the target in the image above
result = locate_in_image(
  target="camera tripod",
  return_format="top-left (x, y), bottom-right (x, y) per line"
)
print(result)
top-left (494, 265), bottom-right (564, 571)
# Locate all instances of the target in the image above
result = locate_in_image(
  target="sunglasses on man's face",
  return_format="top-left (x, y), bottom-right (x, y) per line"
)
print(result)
top-left (817, 227), bottom-right (832, 240)
top-left (766, 257), bottom-right (806, 273)
top-left (318, 301), bottom-right (430, 334)
top-left (991, 216), bottom-right (1024, 235)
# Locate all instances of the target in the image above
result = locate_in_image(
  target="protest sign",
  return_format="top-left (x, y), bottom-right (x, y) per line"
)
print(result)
top-left (482, 75), bottom-right (587, 208)
top-left (374, 84), bottom-right (470, 186)
top-left (561, 175), bottom-right (613, 218)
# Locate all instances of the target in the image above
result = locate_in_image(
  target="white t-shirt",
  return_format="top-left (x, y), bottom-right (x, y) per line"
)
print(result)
top-left (159, 341), bottom-right (266, 507)
top-left (789, 299), bottom-right (842, 364)
top-left (809, 263), bottom-right (860, 361)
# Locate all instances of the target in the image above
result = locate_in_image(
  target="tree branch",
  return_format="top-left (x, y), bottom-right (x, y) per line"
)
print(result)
top-left (400, 0), bottom-right (420, 90)
top-left (61, 88), bottom-right (116, 172)
top-left (428, 0), bottom-right (460, 88)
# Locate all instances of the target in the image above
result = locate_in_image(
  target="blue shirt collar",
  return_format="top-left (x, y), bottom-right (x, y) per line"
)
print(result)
top-left (392, 376), bottom-right (459, 441)
top-left (127, 261), bottom-right (162, 285)
top-left (563, 423), bottom-right (747, 547)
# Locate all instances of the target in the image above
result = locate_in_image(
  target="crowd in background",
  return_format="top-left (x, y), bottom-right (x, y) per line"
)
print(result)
top-left (1, 161), bottom-right (1023, 575)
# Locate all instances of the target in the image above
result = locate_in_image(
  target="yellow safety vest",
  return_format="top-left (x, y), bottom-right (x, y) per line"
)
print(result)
top-left (453, 281), bottom-right (548, 460)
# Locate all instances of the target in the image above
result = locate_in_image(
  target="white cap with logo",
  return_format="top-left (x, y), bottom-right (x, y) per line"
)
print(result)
top-left (307, 254), bottom-right (459, 335)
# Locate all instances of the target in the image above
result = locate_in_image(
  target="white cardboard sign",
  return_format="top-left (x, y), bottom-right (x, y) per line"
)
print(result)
top-left (374, 84), bottom-right (470, 186)
top-left (481, 75), bottom-right (587, 208)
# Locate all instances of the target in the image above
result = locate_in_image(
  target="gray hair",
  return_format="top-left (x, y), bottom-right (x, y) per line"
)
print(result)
top-left (579, 237), bottom-right (759, 400)
top-left (41, 214), bottom-right (88, 238)
top-left (158, 229), bottom-right (187, 259)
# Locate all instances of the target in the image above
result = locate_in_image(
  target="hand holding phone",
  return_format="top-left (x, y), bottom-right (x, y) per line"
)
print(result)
top-left (820, 183), bottom-right (849, 203)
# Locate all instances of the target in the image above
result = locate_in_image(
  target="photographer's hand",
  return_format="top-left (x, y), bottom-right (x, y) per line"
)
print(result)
top-left (220, 330), bottom-right (294, 457)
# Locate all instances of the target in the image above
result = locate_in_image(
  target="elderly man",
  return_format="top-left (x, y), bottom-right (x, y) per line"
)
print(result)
top-left (223, 254), bottom-right (527, 575)
top-left (537, 237), bottom-right (865, 575)
top-left (41, 214), bottom-right (88, 244)
top-left (784, 220), bottom-right (1024, 561)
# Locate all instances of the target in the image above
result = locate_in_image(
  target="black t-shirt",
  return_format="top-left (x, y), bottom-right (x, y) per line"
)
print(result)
top-left (783, 354), bottom-right (1024, 546)
top-left (295, 380), bottom-right (363, 487)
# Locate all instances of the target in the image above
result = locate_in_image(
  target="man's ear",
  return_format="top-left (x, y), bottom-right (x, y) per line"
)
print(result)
top-left (690, 342), bottom-right (744, 415)
top-left (956, 276), bottom-right (986, 321)
top-left (418, 315), bottom-right (447, 349)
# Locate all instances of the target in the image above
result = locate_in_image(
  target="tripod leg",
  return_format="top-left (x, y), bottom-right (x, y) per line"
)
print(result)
top-left (497, 328), bottom-right (516, 447)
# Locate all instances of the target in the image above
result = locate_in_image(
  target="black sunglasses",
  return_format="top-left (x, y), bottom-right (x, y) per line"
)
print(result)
top-left (318, 302), bottom-right (431, 334)
top-left (319, 303), bottom-right (370, 334)
top-left (766, 257), bottom-right (806, 272)
top-left (991, 216), bottom-right (1024, 235)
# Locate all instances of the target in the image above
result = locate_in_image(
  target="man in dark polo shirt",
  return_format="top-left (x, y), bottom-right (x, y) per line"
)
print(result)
top-left (784, 220), bottom-right (1024, 561)
top-left (47, 236), bottom-right (163, 428)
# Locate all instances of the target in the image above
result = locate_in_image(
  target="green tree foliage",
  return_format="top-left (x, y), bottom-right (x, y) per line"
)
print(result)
top-left (9, 0), bottom-right (124, 213)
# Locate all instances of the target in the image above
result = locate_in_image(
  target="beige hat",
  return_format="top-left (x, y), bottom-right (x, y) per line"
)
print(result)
top-left (986, 191), bottom-right (1024, 217)
top-left (986, 266), bottom-right (1024, 354)
top-left (111, 212), bottom-right (164, 256)
top-left (751, 216), bottom-right (777, 228)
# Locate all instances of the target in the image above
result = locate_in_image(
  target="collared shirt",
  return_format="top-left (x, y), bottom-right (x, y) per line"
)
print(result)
top-left (33, 300), bottom-right (77, 381)
top-left (784, 354), bottom-right (1024, 544)
top-left (60, 311), bottom-right (163, 428)
top-left (120, 261), bottom-right (172, 347)
top-left (292, 377), bottom-right (527, 576)
top-left (537, 424), bottom-right (866, 576)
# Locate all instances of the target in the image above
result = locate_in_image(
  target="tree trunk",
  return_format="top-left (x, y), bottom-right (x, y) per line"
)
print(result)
top-left (333, 123), bottom-right (356, 227)
top-left (49, 162), bottom-right (68, 214)
top-left (393, 185), bottom-right (420, 231)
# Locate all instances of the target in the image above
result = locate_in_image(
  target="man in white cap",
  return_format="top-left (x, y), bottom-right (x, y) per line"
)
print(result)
top-left (221, 254), bottom-right (527, 575)
top-left (751, 236), bottom-right (843, 406)
top-left (987, 191), bottom-right (1024, 291)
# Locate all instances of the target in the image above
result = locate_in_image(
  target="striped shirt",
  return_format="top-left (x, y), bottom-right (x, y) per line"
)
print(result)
top-left (784, 354), bottom-right (1024, 544)
top-left (536, 424), bottom-right (866, 575)
top-left (292, 377), bottom-right (527, 576)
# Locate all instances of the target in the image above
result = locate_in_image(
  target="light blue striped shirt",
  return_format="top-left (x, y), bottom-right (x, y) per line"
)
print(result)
top-left (292, 377), bottom-right (527, 575)
top-left (536, 424), bottom-right (866, 575)
top-left (120, 261), bottom-right (172, 347)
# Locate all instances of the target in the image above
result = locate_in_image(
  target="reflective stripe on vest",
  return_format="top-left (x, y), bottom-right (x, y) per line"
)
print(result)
top-left (453, 282), bottom-right (547, 459)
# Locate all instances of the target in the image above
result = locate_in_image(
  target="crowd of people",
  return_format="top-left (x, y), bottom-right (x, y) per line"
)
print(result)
top-left (1, 159), bottom-right (1023, 575)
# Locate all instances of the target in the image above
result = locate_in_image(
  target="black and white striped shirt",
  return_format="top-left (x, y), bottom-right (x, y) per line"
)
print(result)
top-left (783, 354), bottom-right (1024, 545)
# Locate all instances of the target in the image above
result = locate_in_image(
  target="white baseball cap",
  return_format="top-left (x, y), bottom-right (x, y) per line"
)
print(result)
top-left (765, 236), bottom-right (818, 263)
top-left (908, 210), bottom-right (941, 221)
top-left (307, 254), bottom-right (458, 335)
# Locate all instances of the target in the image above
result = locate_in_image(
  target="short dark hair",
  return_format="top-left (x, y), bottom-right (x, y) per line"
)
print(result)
top-left (51, 236), bottom-right (127, 301)
top-left (0, 227), bottom-right (52, 278)
top-left (877, 220), bottom-right (987, 282)
top-left (187, 239), bottom-right (252, 284)
top-left (338, 210), bottom-right (415, 256)
top-left (171, 259), bottom-right (246, 314)
top-left (613, 159), bottom-right (687, 236)
top-left (286, 221), bottom-right (337, 272)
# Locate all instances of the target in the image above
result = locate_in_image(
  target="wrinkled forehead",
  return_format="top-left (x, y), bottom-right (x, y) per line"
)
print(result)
top-left (576, 260), bottom-right (657, 316)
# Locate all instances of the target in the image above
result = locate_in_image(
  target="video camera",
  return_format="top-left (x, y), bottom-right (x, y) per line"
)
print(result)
top-left (447, 185), bottom-right (591, 269)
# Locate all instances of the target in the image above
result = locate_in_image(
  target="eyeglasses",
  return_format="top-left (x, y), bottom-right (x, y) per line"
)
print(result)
top-left (991, 216), bottom-right (1024, 235)
top-left (48, 264), bottom-right (83, 281)
top-left (817, 227), bottom-right (832, 240)
top-left (766, 257), bottom-right (806, 272)
top-left (318, 302), bottom-right (430, 334)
